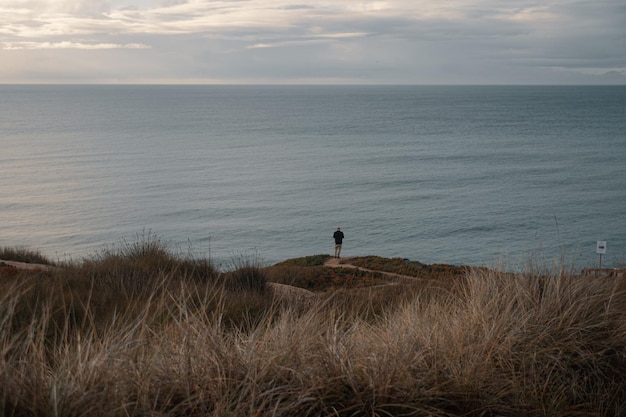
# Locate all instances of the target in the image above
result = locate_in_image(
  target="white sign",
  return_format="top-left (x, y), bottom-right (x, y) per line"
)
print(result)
top-left (596, 241), bottom-right (607, 255)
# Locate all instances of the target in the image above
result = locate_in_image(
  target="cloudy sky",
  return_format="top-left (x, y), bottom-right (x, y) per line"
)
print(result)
top-left (1, 0), bottom-right (625, 84)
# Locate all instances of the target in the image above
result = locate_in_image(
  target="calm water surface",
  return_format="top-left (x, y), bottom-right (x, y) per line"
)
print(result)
top-left (1, 85), bottom-right (625, 269)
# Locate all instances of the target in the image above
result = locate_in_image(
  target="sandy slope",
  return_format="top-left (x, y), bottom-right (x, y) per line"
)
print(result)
top-left (0, 259), bottom-right (56, 271)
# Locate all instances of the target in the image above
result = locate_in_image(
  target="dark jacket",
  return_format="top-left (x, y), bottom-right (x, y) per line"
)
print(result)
top-left (333, 230), bottom-right (344, 244)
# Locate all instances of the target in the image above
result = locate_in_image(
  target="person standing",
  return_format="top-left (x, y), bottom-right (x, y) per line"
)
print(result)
top-left (333, 227), bottom-right (344, 258)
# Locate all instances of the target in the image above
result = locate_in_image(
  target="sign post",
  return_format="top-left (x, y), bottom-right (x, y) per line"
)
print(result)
top-left (596, 241), bottom-right (607, 269)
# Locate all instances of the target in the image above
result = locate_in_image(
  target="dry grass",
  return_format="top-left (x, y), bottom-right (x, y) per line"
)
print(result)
top-left (0, 246), bottom-right (55, 266)
top-left (1, 244), bottom-right (626, 416)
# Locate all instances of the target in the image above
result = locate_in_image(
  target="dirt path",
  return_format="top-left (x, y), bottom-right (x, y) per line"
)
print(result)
top-left (323, 257), bottom-right (418, 282)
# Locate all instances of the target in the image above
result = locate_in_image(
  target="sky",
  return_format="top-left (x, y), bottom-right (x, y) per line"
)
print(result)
top-left (1, 0), bottom-right (625, 84)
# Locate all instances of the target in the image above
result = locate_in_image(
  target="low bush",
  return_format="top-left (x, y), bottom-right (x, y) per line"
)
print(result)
top-left (274, 254), bottom-right (331, 267)
top-left (351, 255), bottom-right (474, 279)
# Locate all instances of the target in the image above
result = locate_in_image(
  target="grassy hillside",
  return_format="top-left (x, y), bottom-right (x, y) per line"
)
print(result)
top-left (1, 239), bottom-right (626, 416)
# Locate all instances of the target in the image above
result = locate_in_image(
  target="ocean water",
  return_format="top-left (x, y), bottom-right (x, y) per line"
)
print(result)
top-left (1, 85), bottom-right (625, 270)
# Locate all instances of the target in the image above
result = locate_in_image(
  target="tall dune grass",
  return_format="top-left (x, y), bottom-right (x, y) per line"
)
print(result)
top-left (0, 246), bottom-right (54, 266)
top-left (1, 244), bottom-right (626, 416)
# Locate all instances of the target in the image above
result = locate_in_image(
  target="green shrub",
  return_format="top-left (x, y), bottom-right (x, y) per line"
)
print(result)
top-left (351, 255), bottom-right (472, 279)
top-left (275, 254), bottom-right (331, 267)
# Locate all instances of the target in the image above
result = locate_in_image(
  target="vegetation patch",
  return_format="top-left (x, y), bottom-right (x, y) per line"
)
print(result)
top-left (274, 254), bottom-right (331, 267)
top-left (265, 264), bottom-right (390, 292)
top-left (350, 255), bottom-right (474, 279)
top-left (0, 246), bottom-right (54, 265)
top-left (3, 241), bottom-right (626, 416)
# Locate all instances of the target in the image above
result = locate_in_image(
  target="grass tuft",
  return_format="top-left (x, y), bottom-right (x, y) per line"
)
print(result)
top-left (223, 254), bottom-right (267, 293)
top-left (0, 246), bottom-right (54, 265)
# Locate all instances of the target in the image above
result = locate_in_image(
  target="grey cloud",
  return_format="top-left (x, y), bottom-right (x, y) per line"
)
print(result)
top-left (1, 0), bottom-right (625, 83)
top-left (278, 5), bottom-right (317, 10)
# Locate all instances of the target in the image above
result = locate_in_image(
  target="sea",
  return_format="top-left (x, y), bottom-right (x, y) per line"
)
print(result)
top-left (1, 85), bottom-right (625, 270)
